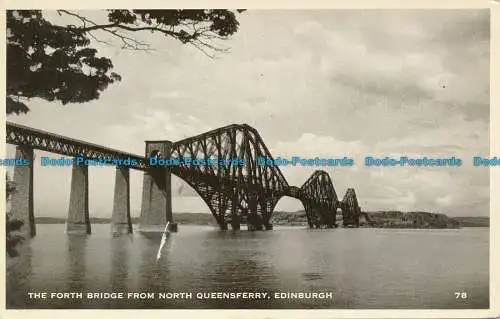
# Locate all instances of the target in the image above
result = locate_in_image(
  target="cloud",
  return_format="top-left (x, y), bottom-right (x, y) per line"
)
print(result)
top-left (150, 91), bottom-right (182, 100)
top-left (7, 9), bottom-right (489, 218)
top-left (436, 195), bottom-right (453, 207)
top-left (268, 107), bottom-right (488, 216)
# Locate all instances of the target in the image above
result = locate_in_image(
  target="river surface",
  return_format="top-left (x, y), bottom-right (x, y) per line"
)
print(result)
top-left (6, 224), bottom-right (489, 309)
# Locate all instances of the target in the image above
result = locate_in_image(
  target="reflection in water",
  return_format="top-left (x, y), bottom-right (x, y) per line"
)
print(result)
top-left (191, 230), bottom-right (280, 308)
top-left (139, 233), bottom-right (171, 291)
top-left (5, 225), bottom-right (490, 309)
top-left (65, 235), bottom-right (88, 307)
top-left (66, 235), bottom-right (88, 291)
top-left (110, 235), bottom-right (131, 291)
top-left (202, 231), bottom-right (278, 287)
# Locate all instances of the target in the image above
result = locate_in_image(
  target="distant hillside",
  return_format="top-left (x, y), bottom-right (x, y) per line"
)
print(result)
top-left (272, 210), bottom-right (462, 229)
top-left (170, 213), bottom-right (217, 225)
top-left (37, 216), bottom-right (116, 224)
top-left (36, 213), bottom-right (216, 225)
top-left (35, 211), bottom-right (488, 229)
top-left (364, 211), bottom-right (460, 229)
top-left (453, 217), bottom-right (489, 227)
top-left (271, 211), bottom-right (308, 226)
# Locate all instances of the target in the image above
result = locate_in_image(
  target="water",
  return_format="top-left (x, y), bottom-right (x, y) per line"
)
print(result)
top-left (6, 224), bottom-right (489, 309)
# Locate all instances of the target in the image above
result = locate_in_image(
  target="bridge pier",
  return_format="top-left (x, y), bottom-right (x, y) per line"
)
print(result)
top-left (261, 214), bottom-right (273, 230)
top-left (111, 167), bottom-right (132, 234)
top-left (230, 214), bottom-right (240, 230)
top-left (10, 146), bottom-right (35, 238)
top-left (67, 160), bottom-right (91, 234)
top-left (140, 140), bottom-right (178, 233)
top-left (246, 193), bottom-right (262, 231)
top-left (247, 214), bottom-right (264, 231)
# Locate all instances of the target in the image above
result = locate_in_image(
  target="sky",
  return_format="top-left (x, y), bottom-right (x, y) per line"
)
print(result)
top-left (6, 9), bottom-right (490, 218)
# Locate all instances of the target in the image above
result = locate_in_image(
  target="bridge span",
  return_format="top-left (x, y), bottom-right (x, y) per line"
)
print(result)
top-left (6, 121), bottom-right (362, 236)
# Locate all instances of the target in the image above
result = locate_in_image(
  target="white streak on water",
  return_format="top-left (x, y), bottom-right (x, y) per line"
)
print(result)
top-left (156, 222), bottom-right (171, 261)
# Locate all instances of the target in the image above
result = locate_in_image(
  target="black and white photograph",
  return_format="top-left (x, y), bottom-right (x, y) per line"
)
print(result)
top-left (3, 6), bottom-right (494, 314)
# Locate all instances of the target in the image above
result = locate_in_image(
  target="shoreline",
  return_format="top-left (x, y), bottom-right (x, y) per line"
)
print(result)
top-left (32, 212), bottom-right (489, 229)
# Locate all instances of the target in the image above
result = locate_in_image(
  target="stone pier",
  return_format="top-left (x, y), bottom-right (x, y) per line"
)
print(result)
top-left (66, 161), bottom-right (91, 234)
top-left (111, 167), bottom-right (132, 234)
top-left (10, 146), bottom-right (35, 238)
top-left (230, 214), bottom-right (241, 230)
top-left (246, 194), bottom-right (264, 231)
top-left (139, 140), bottom-right (177, 233)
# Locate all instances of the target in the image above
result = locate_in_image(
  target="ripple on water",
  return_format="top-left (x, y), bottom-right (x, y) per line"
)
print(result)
top-left (5, 224), bottom-right (490, 309)
top-left (301, 272), bottom-right (324, 281)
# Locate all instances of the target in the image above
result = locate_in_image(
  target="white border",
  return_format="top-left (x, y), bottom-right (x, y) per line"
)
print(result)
top-left (0, 1), bottom-right (498, 318)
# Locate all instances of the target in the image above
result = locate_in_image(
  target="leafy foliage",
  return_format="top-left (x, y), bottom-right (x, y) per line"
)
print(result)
top-left (7, 9), bottom-right (243, 115)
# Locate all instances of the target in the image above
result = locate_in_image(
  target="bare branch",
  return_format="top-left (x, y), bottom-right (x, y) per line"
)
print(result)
top-left (101, 26), bottom-right (151, 51)
top-left (58, 10), bottom-right (94, 28)
top-left (58, 10), bottom-right (151, 50)
top-left (87, 31), bottom-right (112, 46)
top-left (57, 10), bottom-right (230, 55)
top-left (190, 42), bottom-right (217, 59)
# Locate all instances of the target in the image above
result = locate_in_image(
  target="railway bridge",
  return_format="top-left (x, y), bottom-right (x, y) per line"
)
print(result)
top-left (6, 122), bottom-right (361, 237)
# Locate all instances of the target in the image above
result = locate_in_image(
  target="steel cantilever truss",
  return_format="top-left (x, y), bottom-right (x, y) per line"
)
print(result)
top-left (169, 124), bottom-right (289, 229)
top-left (6, 121), bottom-right (362, 229)
top-left (341, 188), bottom-right (362, 227)
top-left (298, 170), bottom-right (339, 228)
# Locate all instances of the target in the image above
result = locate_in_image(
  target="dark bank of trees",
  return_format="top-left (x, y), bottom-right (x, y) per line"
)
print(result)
top-left (6, 9), bottom-right (244, 257)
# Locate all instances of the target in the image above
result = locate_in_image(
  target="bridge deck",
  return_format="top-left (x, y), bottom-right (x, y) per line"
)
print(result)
top-left (6, 122), bottom-right (147, 170)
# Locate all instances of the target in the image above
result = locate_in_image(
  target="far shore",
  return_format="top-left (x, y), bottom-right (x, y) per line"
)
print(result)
top-left (33, 212), bottom-right (489, 228)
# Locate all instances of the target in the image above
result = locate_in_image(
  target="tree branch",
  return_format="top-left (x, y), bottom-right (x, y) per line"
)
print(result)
top-left (58, 10), bottom-right (151, 50)
top-left (57, 10), bottom-right (229, 56)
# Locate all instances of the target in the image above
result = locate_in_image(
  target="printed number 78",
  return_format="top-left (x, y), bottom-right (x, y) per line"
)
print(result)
top-left (454, 292), bottom-right (468, 299)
